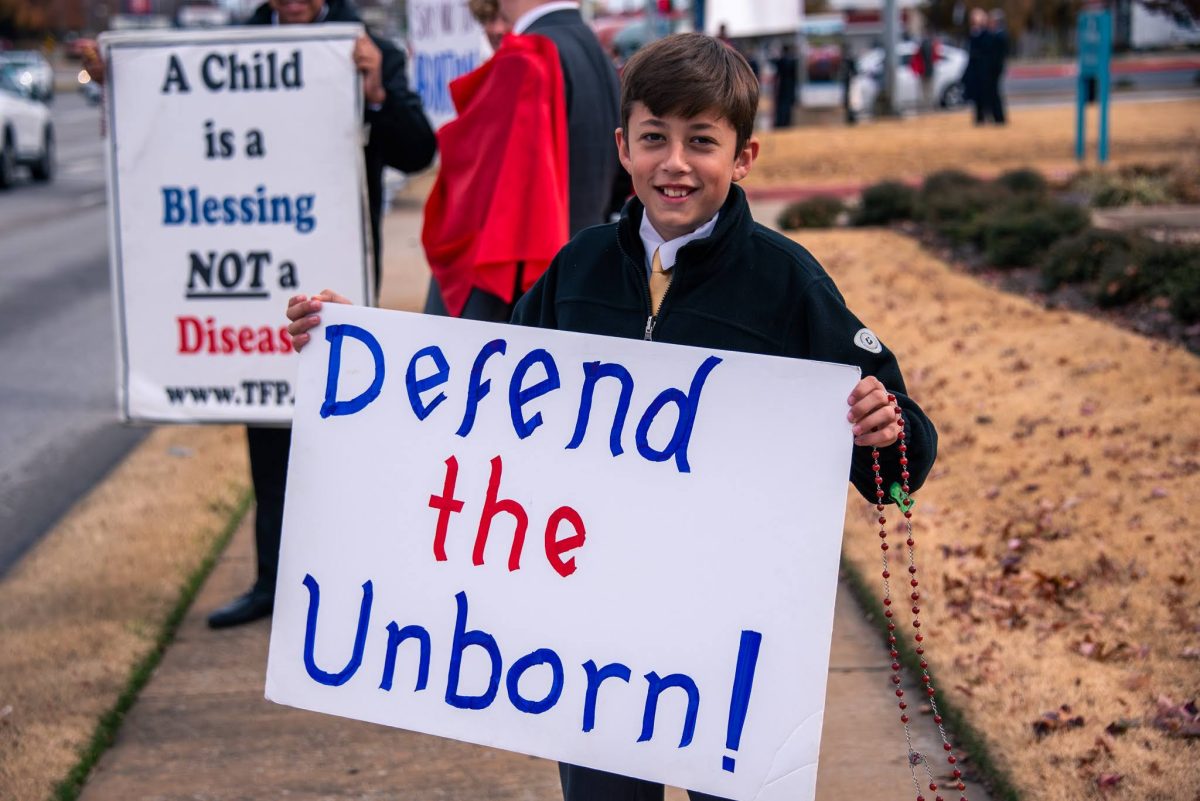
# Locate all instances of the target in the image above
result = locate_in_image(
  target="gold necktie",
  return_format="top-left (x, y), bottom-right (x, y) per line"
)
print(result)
top-left (649, 247), bottom-right (671, 316)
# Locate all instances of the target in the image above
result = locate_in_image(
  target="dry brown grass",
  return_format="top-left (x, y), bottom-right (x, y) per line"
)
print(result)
top-left (800, 228), bottom-right (1200, 801)
top-left (0, 426), bottom-right (248, 801)
top-left (747, 99), bottom-right (1200, 189)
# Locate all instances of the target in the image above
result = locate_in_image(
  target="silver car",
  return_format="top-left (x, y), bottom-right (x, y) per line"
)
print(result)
top-left (0, 64), bottom-right (54, 188)
top-left (0, 50), bottom-right (54, 103)
top-left (852, 41), bottom-right (968, 115)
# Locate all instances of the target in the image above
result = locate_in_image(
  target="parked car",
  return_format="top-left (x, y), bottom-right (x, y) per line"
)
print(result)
top-left (0, 50), bottom-right (54, 103)
top-left (0, 64), bottom-right (54, 188)
top-left (78, 68), bottom-right (102, 105)
top-left (852, 41), bottom-right (967, 114)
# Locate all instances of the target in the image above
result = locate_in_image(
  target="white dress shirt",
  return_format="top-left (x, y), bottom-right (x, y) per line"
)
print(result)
top-left (513, 1), bottom-right (580, 34)
top-left (639, 211), bottom-right (720, 278)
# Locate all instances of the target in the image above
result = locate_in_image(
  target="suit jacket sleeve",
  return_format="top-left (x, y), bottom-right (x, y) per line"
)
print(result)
top-left (798, 276), bottom-right (938, 504)
top-left (367, 36), bottom-right (437, 173)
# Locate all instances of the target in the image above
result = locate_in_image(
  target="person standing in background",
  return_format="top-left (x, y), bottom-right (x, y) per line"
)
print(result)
top-left (986, 8), bottom-right (1009, 125)
top-left (962, 7), bottom-right (993, 125)
top-left (469, 0), bottom-right (512, 51)
top-left (422, 0), bottom-right (622, 323)
top-left (911, 32), bottom-right (938, 110)
top-left (771, 42), bottom-right (798, 129)
top-left (506, 0), bottom-right (621, 237)
top-left (79, 0), bottom-right (437, 629)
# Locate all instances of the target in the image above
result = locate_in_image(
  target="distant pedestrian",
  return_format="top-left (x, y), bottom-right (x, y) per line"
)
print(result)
top-left (987, 8), bottom-right (1009, 125)
top-left (771, 42), bottom-right (798, 129)
top-left (911, 33), bottom-right (938, 110)
top-left (841, 41), bottom-right (860, 125)
top-left (962, 7), bottom-right (1000, 125)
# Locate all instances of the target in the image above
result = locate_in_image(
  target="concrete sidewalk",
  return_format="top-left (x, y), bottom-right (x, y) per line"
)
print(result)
top-left (76, 177), bottom-right (990, 801)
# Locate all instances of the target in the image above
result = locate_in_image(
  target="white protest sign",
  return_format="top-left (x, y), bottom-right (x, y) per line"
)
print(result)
top-left (101, 26), bottom-right (372, 424)
top-left (407, 0), bottom-right (487, 129)
top-left (266, 306), bottom-right (859, 800)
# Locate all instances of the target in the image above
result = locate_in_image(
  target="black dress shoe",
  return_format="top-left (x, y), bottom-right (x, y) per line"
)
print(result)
top-left (207, 588), bottom-right (274, 629)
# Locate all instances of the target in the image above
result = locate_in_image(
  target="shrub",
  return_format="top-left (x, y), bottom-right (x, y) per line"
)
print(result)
top-left (1166, 160), bottom-right (1200, 204)
top-left (1166, 249), bottom-right (1200, 322)
top-left (853, 181), bottom-right (917, 226)
top-left (994, 168), bottom-right (1048, 197)
top-left (1039, 228), bottom-right (1138, 292)
top-left (918, 182), bottom-right (1009, 245)
top-left (920, 169), bottom-right (982, 196)
top-left (777, 195), bottom-right (844, 230)
top-left (1092, 237), bottom-right (1165, 308)
top-left (1092, 174), bottom-right (1172, 208)
top-left (980, 201), bottom-right (1090, 267)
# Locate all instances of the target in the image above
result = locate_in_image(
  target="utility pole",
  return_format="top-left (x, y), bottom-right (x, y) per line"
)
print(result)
top-left (882, 0), bottom-right (899, 116)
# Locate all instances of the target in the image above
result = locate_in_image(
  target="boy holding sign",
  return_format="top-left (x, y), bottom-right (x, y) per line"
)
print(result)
top-left (287, 32), bottom-right (936, 801)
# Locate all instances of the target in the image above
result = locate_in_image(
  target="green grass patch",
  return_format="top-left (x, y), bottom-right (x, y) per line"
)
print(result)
top-left (52, 488), bottom-right (253, 801)
top-left (839, 552), bottom-right (1023, 801)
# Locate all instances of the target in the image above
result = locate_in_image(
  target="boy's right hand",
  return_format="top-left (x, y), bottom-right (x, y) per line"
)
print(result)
top-left (286, 289), bottom-right (351, 352)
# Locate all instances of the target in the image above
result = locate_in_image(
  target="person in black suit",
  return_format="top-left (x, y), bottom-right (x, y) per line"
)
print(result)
top-left (206, 0), bottom-right (437, 629)
top-left (423, 0), bottom-right (622, 324)
top-left (506, 0), bottom-right (621, 236)
top-left (80, 0), bottom-right (436, 630)
top-left (986, 8), bottom-right (1009, 125)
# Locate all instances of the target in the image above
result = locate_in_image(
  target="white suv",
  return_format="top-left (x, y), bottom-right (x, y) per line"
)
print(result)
top-left (0, 63), bottom-right (54, 188)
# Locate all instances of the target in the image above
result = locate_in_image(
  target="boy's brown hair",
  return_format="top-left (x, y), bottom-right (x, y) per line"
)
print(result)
top-left (620, 32), bottom-right (759, 152)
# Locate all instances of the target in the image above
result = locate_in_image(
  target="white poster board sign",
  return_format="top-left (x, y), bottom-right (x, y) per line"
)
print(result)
top-left (407, 0), bottom-right (487, 129)
top-left (266, 306), bottom-right (859, 800)
top-left (101, 26), bottom-right (372, 424)
top-left (705, 0), bottom-right (803, 38)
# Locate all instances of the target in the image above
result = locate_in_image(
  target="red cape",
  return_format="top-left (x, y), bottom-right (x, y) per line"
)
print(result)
top-left (422, 33), bottom-right (570, 317)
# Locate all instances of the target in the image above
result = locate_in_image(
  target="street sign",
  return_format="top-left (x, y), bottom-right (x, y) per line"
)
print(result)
top-left (266, 304), bottom-right (859, 801)
top-left (100, 26), bottom-right (372, 424)
top-left (1076, 9), bottom-right (1112, 163)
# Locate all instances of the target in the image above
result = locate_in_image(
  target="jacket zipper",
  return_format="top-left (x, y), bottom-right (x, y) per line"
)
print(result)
top-left (617, 229), bottom-right (674, 342)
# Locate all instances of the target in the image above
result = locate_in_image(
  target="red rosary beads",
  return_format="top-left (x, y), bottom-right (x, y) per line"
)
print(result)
top-left (874, 394), bottom-right (967, 801)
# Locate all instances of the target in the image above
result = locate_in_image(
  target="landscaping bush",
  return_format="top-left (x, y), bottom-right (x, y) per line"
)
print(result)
top-left (1069, 166), bottom-right (1177, 208)
top-left (853, 180), bottom-right (917, 226)
top-left (980, 200), bottom-right (1090, 267)
top-left (1166, 248), bottom-right (1200, 322)
top-left (777, 195), bottom-right (844, 230)
top-left (994, 168), bottom-right (1048, 197)
top-left (917, 181), bottom-right (1009, 245)
top-left (1093, 174), bottom-right (1172, 207)
top-left (1039, 228), bottom-right (1139, 292)
top-left (1166, 160), bottom-right (1200, 204)
top-left (920, 169), bottom-right (982, 196)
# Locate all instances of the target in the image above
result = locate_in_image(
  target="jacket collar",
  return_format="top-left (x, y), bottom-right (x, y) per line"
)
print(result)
top-left (617, 184), bottom-right (753, 287)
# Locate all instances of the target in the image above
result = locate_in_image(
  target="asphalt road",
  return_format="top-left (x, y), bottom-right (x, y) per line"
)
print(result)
top-left (0, 91), bottom-right (148, 577)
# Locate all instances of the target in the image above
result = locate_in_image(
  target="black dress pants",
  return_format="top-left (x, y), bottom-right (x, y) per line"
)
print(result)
top-left (246, 425), bottom-right (291, 593)
top-left (558, 763), bottom-right (731, 801)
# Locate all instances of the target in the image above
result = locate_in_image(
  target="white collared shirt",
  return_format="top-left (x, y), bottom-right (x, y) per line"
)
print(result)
top-left (639, 211), bottom-right (720, 278)
top-left (513, 1), bottom-right (580, 34)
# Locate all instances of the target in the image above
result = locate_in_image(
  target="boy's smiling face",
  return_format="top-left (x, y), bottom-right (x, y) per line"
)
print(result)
top-left (616, 102), bottom-right (758, 241)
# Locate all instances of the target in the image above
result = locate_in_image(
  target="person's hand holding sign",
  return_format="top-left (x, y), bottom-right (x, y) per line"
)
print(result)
top-left (354, 34), bottom-right (386, 106)
top-left (286, 289), bottom-right (351, 352)
top-left (847, 376), bottom-right (901, 448)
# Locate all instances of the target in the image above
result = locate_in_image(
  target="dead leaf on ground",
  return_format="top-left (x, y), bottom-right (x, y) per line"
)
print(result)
top-left (1033, 707), bottom-right (1086, 738)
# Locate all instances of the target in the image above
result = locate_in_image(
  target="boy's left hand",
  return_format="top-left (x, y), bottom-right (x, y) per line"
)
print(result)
top-left (847, 376), bottom-right (901, 448)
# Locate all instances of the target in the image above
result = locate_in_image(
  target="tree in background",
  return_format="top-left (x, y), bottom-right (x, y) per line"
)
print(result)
top-left (0, 0), bottom-right (50, 39)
